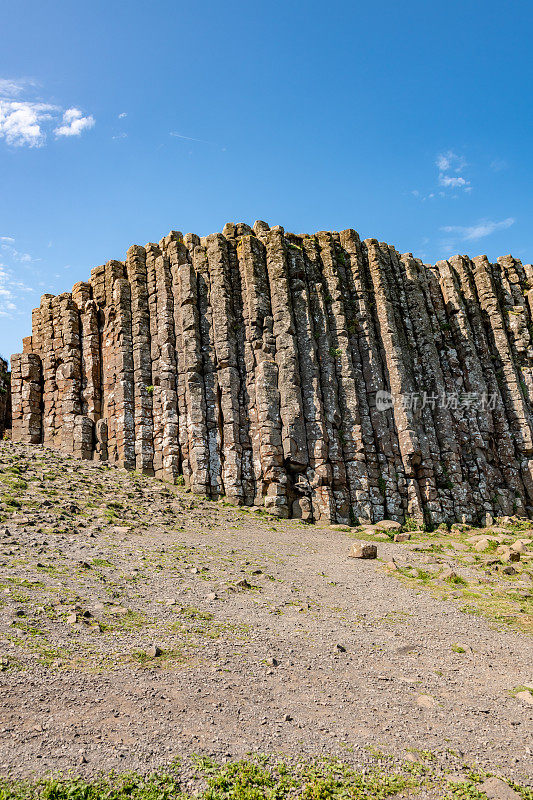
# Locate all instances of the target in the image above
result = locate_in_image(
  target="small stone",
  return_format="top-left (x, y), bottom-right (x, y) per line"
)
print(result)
top-left (385, 560), bottom-right (399, 571)
top-left (206, 592), bottom-right (218, 601)
top-left (146, 645), bottom-right (162, 658)
top-left (441, 568), bottom-right (457, 580)
top-left (501, 565), bottom-right (517, 575)
top-left (329, 524), bottom-right (352, 532)
top-left (496, 545), bottom-right (520, 562)
top-left (235, 578), bottom-right (252, 589)
top-left (474, 538), bottom-right (491, 552)
top-left (510, 541), bottom-right (526, 554)
top-left (66, 613), bottom-right (78, 625)
top-left (416, 694), bottom-right (437, 708)
top-left (394, 532), bottom-right (411, 542)
top-left (478, 777), bottom-right (521, 800)
top-left (282, 713), bottom-right (292, 722)
top-left (79, 754), bottom-right (88, 765)
top-left (515, 690), bottom-right (533, 706)
top-left (349, 542), bottom-right (377, 559)
top-left (375, 520), bottom-right (402, 532)
top-left (267, 657), bottom-right (279, 667)
top-left (336, 644), bottom-right (346, 652)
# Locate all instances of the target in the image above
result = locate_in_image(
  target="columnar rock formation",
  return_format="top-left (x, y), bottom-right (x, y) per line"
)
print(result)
top-left (10, 221), bottom-right (533, 526)
top-left (0, 357), bottom-right (10, 437)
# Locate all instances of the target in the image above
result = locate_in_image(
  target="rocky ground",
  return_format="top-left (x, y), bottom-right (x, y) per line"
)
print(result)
top-left (0, 441), bottom-right (531, 789)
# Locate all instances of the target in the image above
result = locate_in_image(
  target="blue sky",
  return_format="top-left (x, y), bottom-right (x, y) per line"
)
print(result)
top-left (1, 0), bottom-right (532, 360)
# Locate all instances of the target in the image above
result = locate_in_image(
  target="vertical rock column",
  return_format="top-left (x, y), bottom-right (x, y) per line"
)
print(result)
top-left (39, 295), bottom-right (57, 448)
top-left (55, 294), bottom-right (83, 455)
top-left (237, 232), bottom-right (285, 510)
top-left (317, 232), bottom-right (372, 523)
top-left (149, 245), bottom-right (181, 483)
top-left (365, 239), bottom-right (424, 522)
top-left (194, 242), bottom-right (224, 497)
top-left (173, 237), bottom-right (210, 495)
top-left (341, 231), bottom-right (403, 522)
top-left (11, 353), bottom-right (42, 444)
top-left (126, 246), bottom-right (154, 474)
top-left (263, 227), bottom-right (308, 517)
top-left (205, 233), bottom-right (244, 505)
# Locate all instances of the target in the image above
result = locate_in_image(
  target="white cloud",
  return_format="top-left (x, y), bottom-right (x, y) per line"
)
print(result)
top-left (0, 100), bottom-right (56, 147)
top-left (438, 174), bottom-right (470, 189)
top-left (435, 150), bottom-right (471, 193)
top-left (441, 217), bottom-right (515, 241)
top-left (0, 78), bottom-right (94, 147)
top-left (414, 149), bottom-right (472, 200)
top-left (435, 150), bottom-right (466, 174)
top-left (0, 236), bottom-right (14, 243)
top-left (55, 107), bottom-right (95, 137)
top-left (0, 78), bottom-right (36, 97)
top-left (118, 112), bottom-right (127, 119)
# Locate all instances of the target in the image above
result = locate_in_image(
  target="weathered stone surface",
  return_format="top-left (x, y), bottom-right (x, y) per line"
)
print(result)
top-left (0, 357), bottom-right (10, 437)
top-left (10, 223), bottom-right (533, 526)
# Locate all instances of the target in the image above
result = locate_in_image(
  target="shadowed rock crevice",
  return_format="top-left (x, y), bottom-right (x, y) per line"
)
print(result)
top-left (11, 221), bottom-right (533, 525)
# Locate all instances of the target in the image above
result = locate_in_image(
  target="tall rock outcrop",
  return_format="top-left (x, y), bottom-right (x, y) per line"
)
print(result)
top-left (10, 222), bottom-right (533, 526)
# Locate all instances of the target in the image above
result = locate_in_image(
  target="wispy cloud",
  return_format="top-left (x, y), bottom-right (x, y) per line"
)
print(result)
top-left (118, 112), bottom-right (127, 119)
top-left (55, 107), bottom-right (94, 137)
top-left (441, 217), bottom-right (515, 241)
top-left (170, 131), bottom-right (226, 151)
top-left (0, 264), bottom-right (34, 318)
top-left (0, 78), bottom-right (94, 147)
top-left (1, 240), bottom-right (40, 263)
top-left (436, 150), bottom-right (471, 193)
top-left (412, 149), bottom-right (471, 201)
top-left (435, 150), bottom-right (466, 174)
top-left (490, 158), bottom-right (507, 172)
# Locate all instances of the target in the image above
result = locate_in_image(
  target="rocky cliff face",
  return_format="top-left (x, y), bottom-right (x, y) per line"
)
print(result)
top-left (10, 221), bottom-right (533, 526)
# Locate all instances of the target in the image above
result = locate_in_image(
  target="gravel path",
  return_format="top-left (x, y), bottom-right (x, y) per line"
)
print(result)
top-left (0, 443), bottom-right (531, 782)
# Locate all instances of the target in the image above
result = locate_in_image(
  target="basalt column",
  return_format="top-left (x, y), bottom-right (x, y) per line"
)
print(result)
top-left (11, 221), bottom-right (533, 526)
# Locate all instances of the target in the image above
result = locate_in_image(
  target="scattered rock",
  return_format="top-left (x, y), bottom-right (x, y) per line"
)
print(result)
top-left (349, 542), bottom-right (377, 559)
top-left (335, 644), bottom-right (346, 652)
top-left (146, 645), bottom-right (162, 658)
top-left (416, 694), bottom-right (437, 708)
top-left (394, 532), bottom-right (411, 542)
top-left (374, 520), bottom-right (402, 532)
top-left (441, 568), bottom-right (457, 580)
top-left (496, 545), bottom-right (521, 562)
top-left (478, 778), bottom-right (521, 800)
top-left (515, 690), bottom-right (533, 706)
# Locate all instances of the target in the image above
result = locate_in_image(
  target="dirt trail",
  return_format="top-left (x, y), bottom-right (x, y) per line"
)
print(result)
top-left (0, 443), bottom-right (531, 782)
